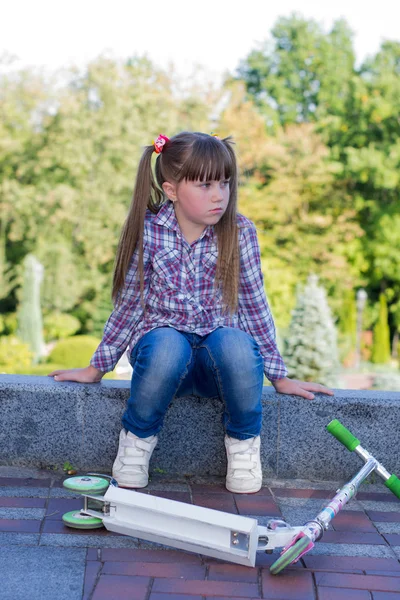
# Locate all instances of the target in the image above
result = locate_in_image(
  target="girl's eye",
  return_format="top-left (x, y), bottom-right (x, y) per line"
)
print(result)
top-left (221, 180), bottom-right (230, 187)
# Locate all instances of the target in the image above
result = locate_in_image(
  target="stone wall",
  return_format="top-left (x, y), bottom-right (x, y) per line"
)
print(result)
top-left (1, 374), bottom-right (399, 481)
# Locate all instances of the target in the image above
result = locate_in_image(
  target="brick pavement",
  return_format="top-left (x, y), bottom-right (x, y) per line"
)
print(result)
top-left (0, 469), bottom-right (399, 599)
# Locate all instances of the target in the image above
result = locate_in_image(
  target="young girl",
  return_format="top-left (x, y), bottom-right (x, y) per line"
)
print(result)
top-left (50, 132), bottom-right (333, 494)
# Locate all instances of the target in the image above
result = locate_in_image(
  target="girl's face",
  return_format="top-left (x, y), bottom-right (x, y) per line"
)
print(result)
top-left (163, 178), bottom-right (230, 242)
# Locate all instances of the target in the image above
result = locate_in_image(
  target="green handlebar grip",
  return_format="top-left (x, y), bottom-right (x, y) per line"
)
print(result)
top-left (385, 475), bottom-right (400, 500)
top-left (326, 419), bottom-right (360, 452)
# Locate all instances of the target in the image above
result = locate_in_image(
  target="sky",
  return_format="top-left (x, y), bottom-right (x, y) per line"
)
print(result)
top-left (1, 0), bottom-right (400, 82)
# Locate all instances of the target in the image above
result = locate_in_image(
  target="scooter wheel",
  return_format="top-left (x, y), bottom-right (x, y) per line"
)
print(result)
top-left (63, 476), bottom-right (109, 495)
top-left (62, 510), bottom-right (104, 529)
top-left (269, 536), bottom-right (311, 575)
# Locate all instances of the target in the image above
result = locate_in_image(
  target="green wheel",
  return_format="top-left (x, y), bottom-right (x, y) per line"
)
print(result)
top-left (62, 510), bottom-right (104, 529)
top-left (270, 536), bottom-right (311, 575)
top-left (63, 476), bottom-right (109, 495)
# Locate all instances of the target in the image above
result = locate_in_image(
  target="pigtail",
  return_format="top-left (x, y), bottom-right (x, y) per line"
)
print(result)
top-left (112, 145), bottom-right (163, 310)
top-left (214, 136), bottom-right (240, 316)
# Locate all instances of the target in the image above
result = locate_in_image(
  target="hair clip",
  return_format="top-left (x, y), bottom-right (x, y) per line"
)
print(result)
top-left (210, 132), bottom-right (220, 139)
top-left (153, 134), bottom-right (169, 154)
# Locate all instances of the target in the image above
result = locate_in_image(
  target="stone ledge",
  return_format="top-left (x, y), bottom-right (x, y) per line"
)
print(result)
top-left (1, 374), bottom-right (399, 481)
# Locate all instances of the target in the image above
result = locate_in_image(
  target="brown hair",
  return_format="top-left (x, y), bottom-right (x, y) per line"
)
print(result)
top-left (112, 131), bottom-right (240, 315)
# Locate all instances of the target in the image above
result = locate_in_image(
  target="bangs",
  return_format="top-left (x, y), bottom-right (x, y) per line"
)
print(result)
top-left (177, 136), bottom-right (234, 182)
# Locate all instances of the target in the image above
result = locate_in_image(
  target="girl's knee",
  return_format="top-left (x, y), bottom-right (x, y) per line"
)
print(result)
top-left (135, 327), bottom-right (192, 373)
top-left (208, 327), bottom-right (261, 364)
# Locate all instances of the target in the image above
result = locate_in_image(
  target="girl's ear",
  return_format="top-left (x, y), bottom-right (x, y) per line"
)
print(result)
top-left (162, 181), bottom-right (177, 201)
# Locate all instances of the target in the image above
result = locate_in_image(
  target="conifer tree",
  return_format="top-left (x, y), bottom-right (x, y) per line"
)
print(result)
top-left (17, 254), bottom-right (45, 364)
top-left (371, 294), bottom-right (391, 364)
top-left (283, 274), bottom-right (339, 386)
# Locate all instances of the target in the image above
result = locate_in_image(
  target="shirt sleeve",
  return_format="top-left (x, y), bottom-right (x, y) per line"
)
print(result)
top-left (238, 224), bottom-right (288, 382)
top-left (90, 235), bottom-right (152, 373)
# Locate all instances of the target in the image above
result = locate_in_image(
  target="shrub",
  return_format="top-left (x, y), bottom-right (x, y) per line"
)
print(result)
top-left (283, 274), bottom-right (339, 387)
top-left (371, 294), bottom-right (391, 364)
top-left (2, 313), bottom-right (18, 336)
top-left (0, 336), bottom-right (33, 372)
top-left (47, 335), bottom-right (101, 368)
top-left (43, 312), bottom-right (81, 341)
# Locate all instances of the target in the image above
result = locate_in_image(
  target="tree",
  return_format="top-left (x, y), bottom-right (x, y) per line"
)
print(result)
top-left (371, 294), bottom-right (391, 364)
top-left (283, 274), bottom-right (339, 386)
top-left (16, 254), bottom-right (45, 363)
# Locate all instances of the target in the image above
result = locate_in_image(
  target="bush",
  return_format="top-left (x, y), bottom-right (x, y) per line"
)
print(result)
top-left (0, 336), bottom-right (33, 372)
top-left (1, 313), bottom-right (18, 336)
top-left (43, 312), bottom-right (81, 341)
top-left (47, 335), bottom-right (101, 368)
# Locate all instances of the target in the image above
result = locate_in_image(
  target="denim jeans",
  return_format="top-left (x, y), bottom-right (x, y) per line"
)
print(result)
top-left (122, 326), bottom-right (264, 441)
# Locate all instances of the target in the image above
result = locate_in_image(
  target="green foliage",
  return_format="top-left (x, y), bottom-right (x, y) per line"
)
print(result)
top-left (1, 313), bottom-right (18, 335)
top-left (0, 336), bottom-right (33, 371)
top-left (47, 335), bottom-right (101, 368)
top-left (43, 312), bottom-right (81, 341)
top-left (283, 274), bottom-right (339, 386)
top-left (371, 294), bottom-right (391, 364)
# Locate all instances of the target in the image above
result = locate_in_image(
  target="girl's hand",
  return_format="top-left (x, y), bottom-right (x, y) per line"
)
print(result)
top-left (272, 377), bottom-right (334, 400)
top-left (48, 365), bottom-right (104, 383)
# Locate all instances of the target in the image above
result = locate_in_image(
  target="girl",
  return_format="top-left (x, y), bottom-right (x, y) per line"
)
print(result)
top-left (50, 132), bottom-right (333, 494)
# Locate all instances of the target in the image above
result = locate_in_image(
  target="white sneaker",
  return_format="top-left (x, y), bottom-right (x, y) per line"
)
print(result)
top-left (112, 429), bottom-right (158, 488)
top-left (224, 435), bottom-right (262, 493)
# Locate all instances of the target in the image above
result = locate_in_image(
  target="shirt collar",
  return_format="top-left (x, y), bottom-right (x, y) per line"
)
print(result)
top-left (153, 200), bottom-right (214, 241)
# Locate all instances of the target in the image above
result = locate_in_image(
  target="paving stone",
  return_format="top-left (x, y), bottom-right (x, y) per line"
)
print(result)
top-left (271, 488), bottom-right (335, 499)
top-left (0, 477), bottom-right (52, 487)
top-left (372, 593), bottom-right (400, 599)
top-left (359, 502), bottom-right (400, 513)
top-left (306, 543), bottom-right (396, 559)
top-left (91, 574), bottom-right (150, 600)
top-left (383, 534), bottom-right (400, 546)
top-left (0, 546), bottom-right (85, 600)
top-left (151, 578), bottom-right (259, 597)
top-left (234, 495), bottom-right (281, 517)
top-left (261, 569), bottom-right (315, 599)
top-left (207, 562), bottom-right (258, 583)
top-left (0, 508), bottom-right (45, 519)
top-left (368, 512), bottom-right (400, 523)
top-left (321, 531), bottom-right (384, 545)
top-left (0, 497), bottom-right (46, 508)
top-left (276, 497), bottom-right (363, 511)
top-left (318, 588), bottom-right (371, 599)
top-left (100, 548), bottom-right (202, 563)
top-left (315, 572), bottom-right (400, 592)
top-left (376, 524), bottom-right (400, 534)
top-left (150, 594), bottom-right (203, 600)
top-left (331, 511), bottom-right (376, 532)
top-left (304, 556), bottom-right (400, 573)
top-left (40, 533), bottom-right (141, 548)
top-left (0, 486), bottom-right (49, 498)
top-left (147, 490), bottom-right (192, 503)
top-left (0, 532), bottom-right (39, 545)
top-left (82, 561), bottom-right (101, 600)
top-left (102, 560), bottom-right (206, 579)
top-left (191, 493), bottom-right (238, 513)
top-left (0, 518), bottom-right (41, 533)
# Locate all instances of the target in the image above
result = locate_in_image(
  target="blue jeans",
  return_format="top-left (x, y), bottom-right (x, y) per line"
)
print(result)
top-left (122, 326), bottom-right (264, 441)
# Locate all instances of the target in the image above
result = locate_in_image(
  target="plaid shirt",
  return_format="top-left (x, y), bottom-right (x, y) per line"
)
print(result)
top-left (91, 200), bottom-right (287, 381)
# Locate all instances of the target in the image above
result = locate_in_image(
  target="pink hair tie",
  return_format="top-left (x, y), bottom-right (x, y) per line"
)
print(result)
top-left (153, 134), bottom-right (169, 154)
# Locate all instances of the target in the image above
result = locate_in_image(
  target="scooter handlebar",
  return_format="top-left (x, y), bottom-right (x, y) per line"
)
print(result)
top-left (326, 419), bottom-right (360, 452)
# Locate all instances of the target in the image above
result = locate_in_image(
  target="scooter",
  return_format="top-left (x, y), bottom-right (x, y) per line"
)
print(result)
top-left (61, 419), bottom-right (400, 574)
